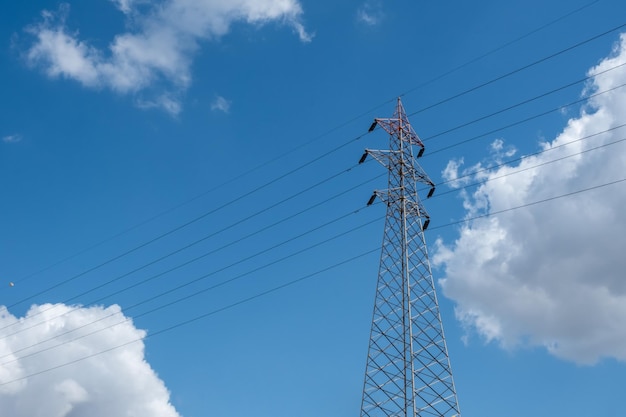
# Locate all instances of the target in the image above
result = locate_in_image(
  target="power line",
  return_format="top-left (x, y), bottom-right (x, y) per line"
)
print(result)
top-left (24, 70), bottom-right (622, 309)
top-left (10, 4), bottom-right (608, 289)
top-left (2, 172), bottom-right (625, 387)
top-left (0, 226), bottom-right (383, 372)
top-left (5, 119), bottom-right (626, 362)
top-left (0, 197), bottom-right (374, 342)
top-left (7, 75), bottom-right (623, 343)
top-left (2, 212), bottom-right (383, 364)
top-left (432, 125), bottom-right (626, 195)
top-left (6, 137), bottom-right (365, 308)
top-left (9, 27), bottom-right (618, 302)
top-left (8, 125), bottom-right (626, 357)
top-left (399, 0), bottom-right (601, 98)
top-left (1, 0), bottom-right (621, 394)
top-left (4, 21), bottom-right (621, 368)
top-left (0, 247), bottom-right (380, 387)
top-left (407, 21), bottom-right (626, 118)
top-left (421, 61), bottom-right (626, 142)
top-left (428, 177), bottom-right (626, 232)
top-left (426, 82), bottom-right (626, 155)
top-left (7, 77), bottom-right (624, 336)
top-left (0, 168), bottom-right (382, 336)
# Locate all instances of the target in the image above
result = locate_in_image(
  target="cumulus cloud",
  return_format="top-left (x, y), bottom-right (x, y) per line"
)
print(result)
top-left (210, 95), bottom-right (231, 113)
top-left (0, 303), bottom-right (181, 417)
top-left (433, 33), bottom-right (626, 365)
top-left (24, 1), bottom-right (311, 114)
top-left (2, 134), bottom-right (22, 144)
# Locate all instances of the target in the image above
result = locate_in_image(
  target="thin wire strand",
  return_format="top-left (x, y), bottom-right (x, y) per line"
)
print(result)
top-left (0, 247), bottom-right (381, 386)
top-left (5, 130), bottom-right (626, 364)
top-left (7, 136), bottom-right (364, 307)
top-left (432, 126), bottom-right (626, 194)
top-left (427, 178), bottom-right (626, 231)
top-left (0, 167), bottom-right (381, 335)
top-left (2, 172), bottom-right (625, 387)
top-left (0, 214), bottom-right (383, 365)
top-left (421, 62), bottom-right (626, 142)
top-left (6, 80), bottom-right (624, 333)
top-left (426, 82), bottom-right (626, 156)
top-left (400, 0), bottom-right (601, 98)
top-left (407, 21), bottom-right (626, 118)
top-left (11, 2), bottom-right (606, 288)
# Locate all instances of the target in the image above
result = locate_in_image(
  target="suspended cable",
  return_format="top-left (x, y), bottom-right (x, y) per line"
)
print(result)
top-left (6, 141), bottom-right (364, 308)
top-left (407, 21), bottom-right (626, 118)
top-left (1, 2), bottom-right (621, 392)
top-left (432, 130), bottom-right (626, 199)
top-left (20, 128), bottom-right (625, 359)
top-left (0, 217), bottom-right (383, 367)
top-left (8, 76), bottom-right (624, 340)
top-left (11, 4), bottom-right (609, 289)
top-left (426, 82), bottom-right (626, 156)
top-left (0, 247), bottom-right (380, 387)
top-left (433, 123), bottom-right (626, 191)
top-left (3, 171), bottom-right (625, 387)
top-left (5, 19), bottom-right (625, 364)
top-left (400, 0), bottom-right (601, 98)
top-left (6, 127), bottom-right (626, 368)
top-left (7, 79), bottom-right (624, 334)
top-left (422, 62), bottom-right (626, 142)
top-left (0, 168), bottom-right (382, 336)
top-left (427, 177), bottom-right (626, 232)
top-left (0, 169), bottom-right (383, 338)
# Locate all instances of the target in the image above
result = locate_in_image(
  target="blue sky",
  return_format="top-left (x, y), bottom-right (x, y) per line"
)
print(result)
top-left (1, 0), bottom-right (626, 416)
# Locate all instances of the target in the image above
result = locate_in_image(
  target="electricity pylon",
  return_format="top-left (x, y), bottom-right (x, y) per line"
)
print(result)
top-left (358, 98), bottom-right (461, 417)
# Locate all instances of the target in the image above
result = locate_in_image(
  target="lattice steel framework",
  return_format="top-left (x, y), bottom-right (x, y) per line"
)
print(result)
top-left (358, 98), bottom-right (461, 417)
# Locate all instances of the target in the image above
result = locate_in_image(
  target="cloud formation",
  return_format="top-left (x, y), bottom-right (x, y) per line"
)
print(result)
top-left (24, 1), bottom-right (311, 114)
top-left (2, 134), bottom-right (22, 144)
top-left (210, 95), bottom-right (231, 113)
top-left (0, 303), bottom-right (180, 417)
top-left (356, 1), bottom-right (383, 26)
top-left (433, 33), bottom-right (626, 365)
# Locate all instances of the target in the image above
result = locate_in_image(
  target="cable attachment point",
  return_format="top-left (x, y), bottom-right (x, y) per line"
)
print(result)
top-left (367, 192), bottom-right (378, 206)
top-left (359, 150), bottom-right (369, 164)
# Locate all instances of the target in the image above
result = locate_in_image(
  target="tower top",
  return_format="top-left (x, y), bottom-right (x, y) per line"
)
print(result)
top-left (368, 97), bottom-right (425, 150)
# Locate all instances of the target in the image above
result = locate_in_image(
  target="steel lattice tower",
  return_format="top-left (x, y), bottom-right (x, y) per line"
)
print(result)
top-left (358, 98), bottom-right (461, 417)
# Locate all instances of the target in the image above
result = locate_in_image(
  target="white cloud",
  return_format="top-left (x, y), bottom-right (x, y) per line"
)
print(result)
top-left (0, 304), bottom-right (181, 417)
top-left (357, 1), bottom-right (383, 26)
top-left (25, 1), bottom-right (311, 113)
top-left (442, 158), bottom-right (474, 189)
top-left (136, 93), bottom-right (183, 116)
top-left (210, 95), bottom-right (231, 113)
top-left (490, 138), bottom-right (517, 159)
top-left (2, 134), bottom-right (23, 144)
top-left (433, 33), bottom-right (626, 365)
top-left (110, 0), bottom-right (146, 15)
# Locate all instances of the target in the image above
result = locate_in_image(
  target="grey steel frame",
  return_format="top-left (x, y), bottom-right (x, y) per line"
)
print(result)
top-left (359, 98), bottom-right (461, 417)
